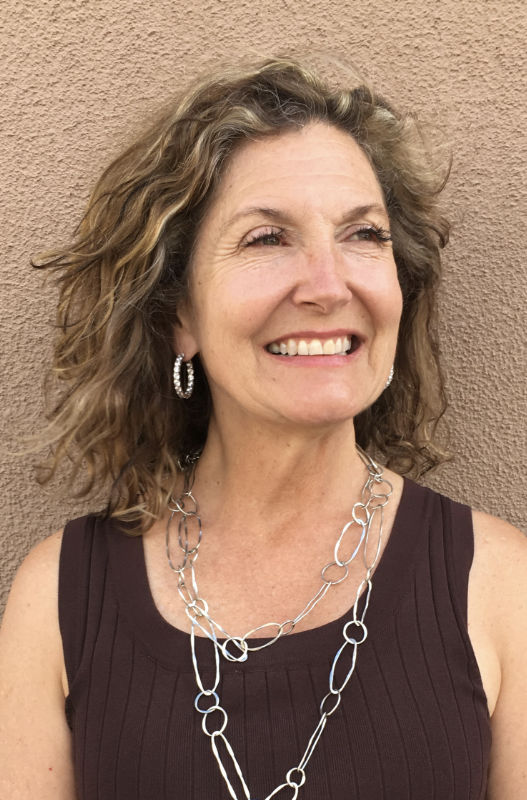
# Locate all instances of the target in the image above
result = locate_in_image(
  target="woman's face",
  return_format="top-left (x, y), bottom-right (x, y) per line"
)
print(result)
top-left (176, 122), bottom-right (403, 430)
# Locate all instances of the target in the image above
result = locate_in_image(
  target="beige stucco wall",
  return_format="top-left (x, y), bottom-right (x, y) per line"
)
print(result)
top-left (1, 0), bottom-right (526, 613)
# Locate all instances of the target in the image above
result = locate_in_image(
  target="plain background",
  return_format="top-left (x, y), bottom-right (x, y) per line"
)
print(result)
top-left (1, 0), bottom-right (526, 614)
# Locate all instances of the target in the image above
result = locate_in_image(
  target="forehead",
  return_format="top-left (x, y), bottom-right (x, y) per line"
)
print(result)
top-left (210, 121), bottom-right (385, 219)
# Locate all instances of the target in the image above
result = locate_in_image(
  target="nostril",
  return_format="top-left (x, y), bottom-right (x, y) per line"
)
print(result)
top-left (292, 259), bottom-right (352, 312)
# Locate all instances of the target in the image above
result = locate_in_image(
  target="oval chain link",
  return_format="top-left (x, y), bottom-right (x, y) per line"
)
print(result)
top-left (167, 448), bottom-right (392, 799)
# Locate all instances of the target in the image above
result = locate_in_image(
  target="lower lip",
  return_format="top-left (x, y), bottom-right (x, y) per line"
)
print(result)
top-left (264, 345), bottom-right (362, 367)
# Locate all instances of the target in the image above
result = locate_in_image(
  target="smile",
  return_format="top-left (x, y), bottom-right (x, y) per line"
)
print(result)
top-left (266, 335), bottom-right (360, 357)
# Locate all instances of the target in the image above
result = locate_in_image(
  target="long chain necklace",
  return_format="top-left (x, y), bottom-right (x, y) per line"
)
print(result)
top-left (166, 448), bottom-right (392, 799)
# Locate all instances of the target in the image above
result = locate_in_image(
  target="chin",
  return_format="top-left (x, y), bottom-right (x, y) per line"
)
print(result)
top-left (277, 399), bottom-right (362, 428)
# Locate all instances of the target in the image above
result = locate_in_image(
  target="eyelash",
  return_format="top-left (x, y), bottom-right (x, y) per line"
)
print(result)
top-left (353, 225), bottom-right (392, 244)
top-left (243, 224), bottom-right (392, 248)
top-left (244, 228), bottom-right (284, 247)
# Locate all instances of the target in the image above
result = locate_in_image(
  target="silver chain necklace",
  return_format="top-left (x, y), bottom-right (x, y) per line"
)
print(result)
top-left (166, 448), bottom-right (392, 800)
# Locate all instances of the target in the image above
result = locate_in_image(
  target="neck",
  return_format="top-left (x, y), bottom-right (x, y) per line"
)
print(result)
top-left (189, 411), bottom-right (370, 530)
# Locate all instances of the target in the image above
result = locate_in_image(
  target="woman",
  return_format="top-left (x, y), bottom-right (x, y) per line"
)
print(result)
top-left (0, 58), bottom-right (525, 800)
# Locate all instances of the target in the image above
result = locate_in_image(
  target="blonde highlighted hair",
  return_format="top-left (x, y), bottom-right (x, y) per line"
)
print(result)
top-left (34, 56), bottom-right (451, 529)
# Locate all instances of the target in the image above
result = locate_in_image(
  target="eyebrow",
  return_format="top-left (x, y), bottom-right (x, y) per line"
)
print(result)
top-left (221, 203), bottom-right (390, 233)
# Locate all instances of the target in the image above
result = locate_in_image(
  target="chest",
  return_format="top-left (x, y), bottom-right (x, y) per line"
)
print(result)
top-left (70, 581), bottom-right (491, 800)
top-left (63, 490), bottom-right (493, 799)
top-left (142, 512), bottom-right (391, 640)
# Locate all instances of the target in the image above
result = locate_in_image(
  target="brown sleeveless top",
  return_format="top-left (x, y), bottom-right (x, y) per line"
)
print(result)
top-left (59, 479), bottom-right (491, 799)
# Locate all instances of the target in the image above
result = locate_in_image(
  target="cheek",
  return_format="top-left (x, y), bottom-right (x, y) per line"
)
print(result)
top-left (380, 262), bottom-right (404, 322)
top-left (203, 272), bottom-right (289, 331)
top-left (360, 271), bottom-right (403, 329)
top-left (391, 282), bottom-right (404, 325)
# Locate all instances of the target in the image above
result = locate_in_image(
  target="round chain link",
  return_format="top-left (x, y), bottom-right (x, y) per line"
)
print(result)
top-left (286, 767), bottom-right (306, 788)
top-left (343, 618), bottom-right (368, 645)
top-left (201, 705), bottom-right (228, 736)
top-left (221, 636), bottom-right (249, 662)
top-left (168, 447), bottom-right (391, 799)
top-left (194, 690), bottom-right (220, 713)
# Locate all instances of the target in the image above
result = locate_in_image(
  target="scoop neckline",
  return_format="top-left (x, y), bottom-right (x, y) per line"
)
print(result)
top-left (106, 477), bottom-right (430, 671)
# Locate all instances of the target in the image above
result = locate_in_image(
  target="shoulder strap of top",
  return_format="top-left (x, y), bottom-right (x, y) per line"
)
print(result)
top-left (438, 492), bottom-right (474, 628)
top-left (58, 515), bottom-right (109, 694)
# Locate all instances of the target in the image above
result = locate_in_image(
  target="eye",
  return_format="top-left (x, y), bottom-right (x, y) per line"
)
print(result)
top-left (243, 226), bottom-right (285, 247)
top-left (349, 225), bottom-right (392, 244)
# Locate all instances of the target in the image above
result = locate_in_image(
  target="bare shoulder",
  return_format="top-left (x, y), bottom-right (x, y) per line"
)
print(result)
top-left (470, 510), bottom-right (526, 652)
top-left (470, 511), bottom-right (527, 798)
top-left (472, 508), bottom-right (526, 548)
top-left (2, 531), bottom-right (65, 638)
top-left (0, 530), bottom-right (76, 798)
top-left (0, 529), bottom-right (65, 676)
top-left (471, 510), bottom-right (526, 606)
top-left (10, 529), bottom-right (64, 590)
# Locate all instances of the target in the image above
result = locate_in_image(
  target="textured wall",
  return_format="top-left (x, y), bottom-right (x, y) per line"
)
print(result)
top-left (1, 0), bottom-right (526, 614)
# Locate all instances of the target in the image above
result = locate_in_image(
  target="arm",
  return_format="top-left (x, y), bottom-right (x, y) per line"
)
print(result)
top-left (470, 511), bottom-right (527, 799)
top-left (0, 531), bottom-right (77, 799)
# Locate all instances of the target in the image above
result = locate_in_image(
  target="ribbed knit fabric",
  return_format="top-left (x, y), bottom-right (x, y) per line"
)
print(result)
top-left (59, 479), bottom-right (491, 799)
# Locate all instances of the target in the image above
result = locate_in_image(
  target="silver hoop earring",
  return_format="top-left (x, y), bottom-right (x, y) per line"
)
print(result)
top-left (173, 354), bottom-right (195, 399)
top-left (385, 365), bottom-right (394, 389)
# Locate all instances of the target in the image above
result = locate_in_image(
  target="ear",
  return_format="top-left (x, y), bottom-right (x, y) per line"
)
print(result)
top-left (172, 305), bottom-right (200, 360)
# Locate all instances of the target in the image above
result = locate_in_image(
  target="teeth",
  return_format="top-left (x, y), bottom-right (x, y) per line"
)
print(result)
top-left (308, 339), bottom-right (323, 355)
top-left (267, 336), bottom-right (356, 356)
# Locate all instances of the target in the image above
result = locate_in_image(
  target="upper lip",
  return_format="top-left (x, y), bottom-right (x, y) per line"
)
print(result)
top-left (265, 329), bottom-right (362, 345)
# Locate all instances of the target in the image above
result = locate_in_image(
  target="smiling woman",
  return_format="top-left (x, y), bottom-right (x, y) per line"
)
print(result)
top-left (0, 57), bottom-right (525, 800)
top-left (27, 59), bottom-right (451, 521)
top-left (175, 124), bottom-right (403, 430)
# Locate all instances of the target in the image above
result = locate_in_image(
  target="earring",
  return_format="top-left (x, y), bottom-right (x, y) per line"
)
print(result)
top-left (385, 365), bottom-right (394, 389)
top-left (173, 354), bottom-right (194, 399)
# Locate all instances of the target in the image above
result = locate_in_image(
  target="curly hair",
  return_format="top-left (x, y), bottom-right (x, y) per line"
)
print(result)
top-left (33, 56), bottom-right (451, 528)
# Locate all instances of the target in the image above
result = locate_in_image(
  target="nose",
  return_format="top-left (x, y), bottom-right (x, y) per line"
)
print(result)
top-left (291, 244), bottom-right (352, 313)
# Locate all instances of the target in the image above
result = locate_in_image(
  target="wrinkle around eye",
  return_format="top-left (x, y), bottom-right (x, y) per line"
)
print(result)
top-left (342, 224), bottom-right (392, 244)
top-left (242, 226), bottom-right (286, 247)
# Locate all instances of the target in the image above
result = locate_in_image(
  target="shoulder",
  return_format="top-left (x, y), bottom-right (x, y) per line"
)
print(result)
top-left (1, 530), bottom-right (65, 662)
top-left (470, 509), bottom-right (526, 646)
top-left (0, 531), bottom-right (79, 797)
top-left (12, 528), bottom-right (64, 587)
top-left (0, 529), bottom-right (67, 718)
top-left (472, 507), bottom-right (526, 546)
top-left (8, 514), bottom-right (106, 602)
top-left (471, 510), bottom-right (526, 622)
top-left (470, 510), bottom-right (526, 645)
top-left (4, 530), bottom-right (65, 616)
top-left (469, 512), bottom-right (527, 795)
top-left (469, 509), bottom-right (527, 700)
